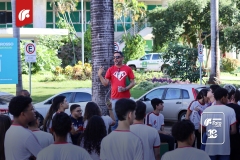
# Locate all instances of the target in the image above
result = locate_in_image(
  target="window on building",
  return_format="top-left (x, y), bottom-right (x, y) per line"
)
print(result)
top-left (0, 11), bottom-right (12, 24)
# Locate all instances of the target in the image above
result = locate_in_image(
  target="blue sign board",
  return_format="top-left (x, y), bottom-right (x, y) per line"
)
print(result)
top-left (0, 38), bottom-right (18, 84)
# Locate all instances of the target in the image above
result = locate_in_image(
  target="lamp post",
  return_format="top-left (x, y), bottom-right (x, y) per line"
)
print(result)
top-left (81, 0), bottom-right (84, 67)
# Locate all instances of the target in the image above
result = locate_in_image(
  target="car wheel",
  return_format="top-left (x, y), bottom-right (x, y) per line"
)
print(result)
top-left (178, 111), bottom-right (186, 121)
top-left (129, 65), bottom-right (136, 71)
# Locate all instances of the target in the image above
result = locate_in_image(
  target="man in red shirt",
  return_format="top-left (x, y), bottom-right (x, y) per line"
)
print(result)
top-left (98, 51), bottom-right (135, 130)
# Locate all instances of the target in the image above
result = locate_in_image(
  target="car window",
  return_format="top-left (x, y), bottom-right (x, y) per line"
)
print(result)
top-left (59, 92), bottom-right (72, 102)
top-left (182, 90), bottom-right (190, 99)
top-left (165, 88), bottom-right (181, 100)
top-left (0, 98), bottom-right (8, 105)
top-left (140, 54), bottom-right (151, 60)
top-left (73, 92), bottom-right (92, 102)
top-left (45, 92), bottom-right (72, 104)
top-left (152, 54), bottom-right (160, 60)
top-left (144, 89), bottom-right (165, 101)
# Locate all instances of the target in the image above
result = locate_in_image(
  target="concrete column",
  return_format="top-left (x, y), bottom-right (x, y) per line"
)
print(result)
top-left (33, 0), bottom-right (46, 28)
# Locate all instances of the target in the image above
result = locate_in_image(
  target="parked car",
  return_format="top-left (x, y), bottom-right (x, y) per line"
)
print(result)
top-left (126, 53), bottom-right (170, 72)
top-left (0, 91), bottom-right (14, 118)
top-left (34, 88), bottom-right (92, 119)
top-left (136, 84), bottom-right (207, 121)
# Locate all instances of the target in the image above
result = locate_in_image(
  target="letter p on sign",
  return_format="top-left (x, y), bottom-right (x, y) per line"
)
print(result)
top-left (25, 43), bottom-right (36, 62)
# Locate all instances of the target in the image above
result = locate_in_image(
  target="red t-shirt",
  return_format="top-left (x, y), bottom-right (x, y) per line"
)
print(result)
top-left (105, 65), bottom-right (135, 99)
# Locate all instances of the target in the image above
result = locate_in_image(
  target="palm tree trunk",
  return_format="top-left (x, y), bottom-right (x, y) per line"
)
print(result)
top-left (91, 0), bottom-right (114, 115)
top-left (11, 0), bottom-right (23, 95)
top-left (208, 0), bottom-right (220, 84)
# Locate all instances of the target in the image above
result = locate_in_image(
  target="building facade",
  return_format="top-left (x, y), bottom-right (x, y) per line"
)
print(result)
top-left (0, 0), bottom-right (166, 50)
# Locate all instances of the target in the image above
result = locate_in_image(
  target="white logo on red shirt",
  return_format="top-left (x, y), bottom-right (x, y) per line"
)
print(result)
top-left (113, 71), bottom-right (127, 81)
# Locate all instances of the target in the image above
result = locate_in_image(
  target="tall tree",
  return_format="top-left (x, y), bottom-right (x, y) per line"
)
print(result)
top-left (11, 0), bottom-right (23, 95)
top-left (91, 0), bottom-right (114, 114)
top-left (209, 0), bottom-right (220, 84)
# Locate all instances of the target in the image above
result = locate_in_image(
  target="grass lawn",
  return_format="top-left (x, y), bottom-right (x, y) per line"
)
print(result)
top-left (0, 74), bottom-right (147, 103)
top-left (1, 72), bottom-right (239, 103)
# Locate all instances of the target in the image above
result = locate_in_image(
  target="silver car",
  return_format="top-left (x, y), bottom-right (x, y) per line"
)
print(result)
top-left (34, 88), bottom-right (92, 119)
top-left (136, 84), bottom-right (207, 121)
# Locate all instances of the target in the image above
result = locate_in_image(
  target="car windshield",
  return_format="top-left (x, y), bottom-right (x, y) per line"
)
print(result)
top-left (140, 54), bottom-right (151, 60)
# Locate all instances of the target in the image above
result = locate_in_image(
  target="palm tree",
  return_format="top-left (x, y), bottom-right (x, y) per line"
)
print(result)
top-left (11, 0), bottom-right (23, 95)
top-left (91, 0), bottom-right (114, 114)
top-left (209, 0), bottom-right (220, 84)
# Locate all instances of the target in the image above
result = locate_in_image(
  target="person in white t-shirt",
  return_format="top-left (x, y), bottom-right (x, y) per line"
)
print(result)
top-left (130, 100), bottom-right (160, 160)
top-left (28, 111), bottom-right (54, 148)
top-left (200, 88), bottom-right (237, 160)
top-left (37, 112), bottom-right (92, 160)
top-left (4, 96), bottom-right (42, 160)
top-left (43, 95), bottom-right (72, 143)
top-left (100, 98), bottom-right (144, 160)
top-left (201, 84), bottom-right (221, 151)
top-left (79, 115), bottom-right (107, 160)
top-left (185, 89), bottom-right (209, 149)
top-left (161, 120), bottom-right (210, 160)
top-left (207, 85), bottom-right (221, 105)
top-left (83, 101), bottom-right (115, 134)
top-left (145, 98), bottom-right (175, 151)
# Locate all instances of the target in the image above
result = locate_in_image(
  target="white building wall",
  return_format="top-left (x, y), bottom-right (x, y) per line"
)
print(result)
top-left (33, 0), bottom-right (46, 28)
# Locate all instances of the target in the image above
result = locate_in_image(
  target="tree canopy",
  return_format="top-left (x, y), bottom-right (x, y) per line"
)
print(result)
top-left (148, 0), bottom-right (240, 51)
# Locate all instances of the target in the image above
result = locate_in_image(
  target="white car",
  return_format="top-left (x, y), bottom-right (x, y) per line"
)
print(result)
top-left (34, 88), bottom-right (92, 118)
top-left (0, 91), bottom-right (14, 116)
top-left (136, 84), bottom-right (207, 121)
top-left (126, 53), bottom-right (169, 72)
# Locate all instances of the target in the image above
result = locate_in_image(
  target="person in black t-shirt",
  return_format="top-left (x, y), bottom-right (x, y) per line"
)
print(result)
top-left (69, 104), bottom-right (84, 145)
top-left (226, 90), bottom-right (240, 160)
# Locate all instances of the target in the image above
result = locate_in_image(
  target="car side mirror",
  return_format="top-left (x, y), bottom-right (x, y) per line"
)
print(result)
top-left (140, 58), bottom-right (145, 60)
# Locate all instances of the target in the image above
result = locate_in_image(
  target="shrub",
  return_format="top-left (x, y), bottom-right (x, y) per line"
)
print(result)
top-left (162, 43), bottom-right (200, 82)
top-left (64, 65), bottom-right (74, 79)
top-left (20, 41), bottom-right (62, 74)
top-left (54, 66), bottom-right (63, 75)
top-left (134, 71), bottom-right (163, 84)
top-left (122, 34), bottom-right (146, 64)
top-left (134, 81), bottom-right (167, 91)
top-left (72, 65), bottom-right (84, 80)
top-left (221, 58), bottom-right (240, 73)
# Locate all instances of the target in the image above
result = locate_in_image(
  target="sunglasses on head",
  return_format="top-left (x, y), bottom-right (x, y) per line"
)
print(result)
top-left (113, 56), bottom-right (122, 59)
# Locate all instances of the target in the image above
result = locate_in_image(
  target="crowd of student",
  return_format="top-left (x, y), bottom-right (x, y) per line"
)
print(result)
top-left (0, 84), bottom-right (240, 160)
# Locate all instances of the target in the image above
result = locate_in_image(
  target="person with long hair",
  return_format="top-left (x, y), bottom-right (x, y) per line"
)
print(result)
top-left (79, 115), bottom-right (107, 159)
top-left (185, 89), bottom-right (209, 149)
top-left (43, 95), bottom-right (71, 143)
top-left (0, 115), bottom-right (11, 160)
top-left (83, 102), bottom-right (115, 134)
